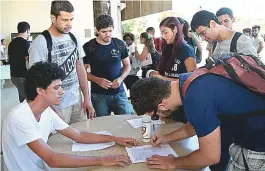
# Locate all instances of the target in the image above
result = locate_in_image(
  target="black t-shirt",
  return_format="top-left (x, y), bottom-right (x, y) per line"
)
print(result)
top-left (83, 38), bottom-right (129, 95)
top-left (164, 42), bottom-right (195, 78)
top-left (8, 37), bottom-right (30, 77)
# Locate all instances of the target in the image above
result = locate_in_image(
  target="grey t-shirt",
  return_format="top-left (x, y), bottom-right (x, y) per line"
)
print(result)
top-left (212, 31), bottom-right (257, 58)
top-left (29, 34), bottom-right (85, 108)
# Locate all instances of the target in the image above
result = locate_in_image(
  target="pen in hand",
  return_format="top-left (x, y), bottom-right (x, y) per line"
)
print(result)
top-left (152, 124), bottom-right (158, 143)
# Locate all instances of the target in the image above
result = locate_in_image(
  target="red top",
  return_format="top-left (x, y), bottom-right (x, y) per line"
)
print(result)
top-left (154, 37), bottom-right (162, 53)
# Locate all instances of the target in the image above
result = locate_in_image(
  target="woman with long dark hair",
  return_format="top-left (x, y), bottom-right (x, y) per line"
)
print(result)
top-left (152, 17), bottom-right (196, 80)
top-left (135, 32), bottom-right (161, 78)
top-left (151, 17), bottom-right (197, 123)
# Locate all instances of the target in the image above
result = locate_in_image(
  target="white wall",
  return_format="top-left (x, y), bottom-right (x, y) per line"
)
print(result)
top-left (0, 0), bottom-right (94, 45)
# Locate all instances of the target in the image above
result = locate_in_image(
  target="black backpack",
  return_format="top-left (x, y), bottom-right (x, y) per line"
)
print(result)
top-left (41, 30), bottom-right (78, 62)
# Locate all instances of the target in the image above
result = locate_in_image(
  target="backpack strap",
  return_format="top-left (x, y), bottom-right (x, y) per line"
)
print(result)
top-left (230, 32), bottom-right (242, 53)
top-left (87, 38), bottom-right (97, 54)
top-left (212, 41), bottom-right (218, 53)
top-left (113, 38), bottom-right (125, 52)
top-left (69, 32), bottom-right (77, 47)
top-left (42, 31), bottom-right (78, 62)
top-left (182, 68), bottom-right (209, 97)
top-left (41, 30), bottom-right (52, 62)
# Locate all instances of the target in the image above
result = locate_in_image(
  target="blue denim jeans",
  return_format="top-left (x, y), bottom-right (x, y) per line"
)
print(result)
top-left (91, 92), bottom-right (132, 117)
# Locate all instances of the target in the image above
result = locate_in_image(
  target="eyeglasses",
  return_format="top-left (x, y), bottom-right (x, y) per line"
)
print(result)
top-left (198, 23), bottom-right (210, 38)
top-left (151, 100), bottom-right (162, 120)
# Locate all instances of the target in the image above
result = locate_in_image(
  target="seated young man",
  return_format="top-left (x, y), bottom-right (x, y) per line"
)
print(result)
top-left (2, 61), bottom-right (137, 171)
top-left (130, 77), bottom-right (265, 171)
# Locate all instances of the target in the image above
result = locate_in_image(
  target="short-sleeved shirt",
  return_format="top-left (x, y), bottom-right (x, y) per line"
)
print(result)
top-left (253, 35), bottom-right (264, 51)
top-left (2, 100), bottom-right (69, 171)
top-left (8, 37), bottom-right (30, 77)
top-left (127, 43), bottom-right (141, 75)
top-left (0, 45), bottom-right (7, 60)
top-left (163, 42), bottom-right (195, 78)
top-left (212, 32), bottom-right (257, 58)
top-left (83, 38), bottom-right (129, 95)
top-left (29, 33), bottom-right (84, 109)
top-left (179, 73), bottom-right (265, 151)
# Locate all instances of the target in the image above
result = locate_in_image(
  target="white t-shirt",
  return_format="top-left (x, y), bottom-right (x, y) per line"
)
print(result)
top-left (2, 101), bottom-right (69, 171)
top-left (253, 35), bottom-right (264, 51)
top-left (0, 44), bottom-right (7, 60)
top-left (253, 35), bottom-right (265, 58)
top-left (127, 44), bottom-right (141, 75)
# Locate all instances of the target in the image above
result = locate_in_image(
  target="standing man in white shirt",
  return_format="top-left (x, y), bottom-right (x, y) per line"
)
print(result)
top-left (0, 39), bottom-right (8, 65)
top-left (252, 25), bottom-right (264, 59)
top-left (2, 61), bottom-right (137, 171)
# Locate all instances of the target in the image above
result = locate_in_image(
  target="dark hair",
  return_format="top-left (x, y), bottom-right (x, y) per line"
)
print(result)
top-left (159, 17), bottom-right (183, 75)
top-left (123, 33), bottom-right (135, 42)
top-left (17, 22), bottom-right (30, 33)
top-left (131, 78), bottom-right (171, 115)
top-left (177, 17), bottom-right (185, 24)
top-left (252, 25), bottom-right (261, 30)
top-left (51, 1), bottom-right (74, 17)
top-left (216, 7), bottom-right (234, 18)
top-left (146, 27), bottom-right (155, 33)
top-left (25, 62), bottom-right (65, 101)
top-left (140, 32), bottom-right (156, 53)
top-left (95, 14), bottom-right (113, 31)
top-left (183, 20), bottom-right (190, 36)
top-left (1, 39), bottom-right (5, 43)
top-left (191, 10), bottom-right (220, 31)
top-left (243, 28), bottom-right (251, 33)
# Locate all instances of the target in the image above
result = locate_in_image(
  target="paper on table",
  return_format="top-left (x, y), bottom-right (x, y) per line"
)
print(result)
top-left (126, 118), bottom-right (165, 128)
top-left (72, 131), bottom-right (115, 152)
top-left (126, 144), bottom-right (178, 163)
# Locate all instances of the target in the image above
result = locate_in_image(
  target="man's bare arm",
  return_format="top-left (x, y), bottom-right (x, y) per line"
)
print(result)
top-left (76, 59), bottom-right (90, 101)
top-left (166, 122), bottom-right (196, 142)
top-left (172, 127), bottom-right (221, 169)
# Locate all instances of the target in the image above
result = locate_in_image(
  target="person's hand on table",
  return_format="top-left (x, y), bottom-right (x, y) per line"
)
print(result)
top-left (114, 137), bottom-right (138, 147)
top-left (151, 134), bottom-right (169, 147)
top-left (146, 154), bottom-right (176, 169)
top-left (101, 155), bottom-right (132, 167)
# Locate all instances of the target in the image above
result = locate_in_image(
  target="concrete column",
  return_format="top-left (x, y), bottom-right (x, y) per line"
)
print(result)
top-left (110, 0), bottom-right (122, 38)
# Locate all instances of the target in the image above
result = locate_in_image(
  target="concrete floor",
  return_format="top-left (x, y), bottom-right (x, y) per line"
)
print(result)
top-left (1, 79), bottom-right (20, 171)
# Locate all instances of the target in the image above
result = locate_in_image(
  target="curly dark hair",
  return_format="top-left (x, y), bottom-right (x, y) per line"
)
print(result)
top-left (51, 1), bottom-right (74, 17)
top-left (95, 14), bottom-right (114, 30)
top-left (123, 33), bottom-right (135, 42)
top-left (191, 10), bottom-right (220, 31)
top-left (130, 78), bottom-right (171, 115)
top-left (216, 7), bottom-right (233, 18)
top-left (25, 62), bottom-right (65, 101)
